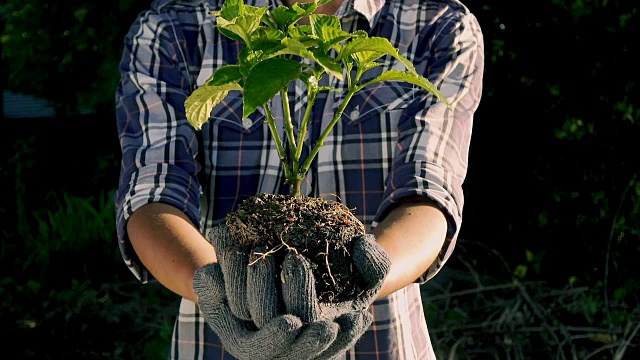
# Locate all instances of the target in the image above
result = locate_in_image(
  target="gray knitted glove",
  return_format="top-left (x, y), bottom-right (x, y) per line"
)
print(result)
top-left (206, 226), bottom-right (281, 326)
top-left (193, 262), bottom-right (340, 360)
top-left (199, 228), bottom-right (389, 359)
top-left (280, 234), bottom-right (391, 359)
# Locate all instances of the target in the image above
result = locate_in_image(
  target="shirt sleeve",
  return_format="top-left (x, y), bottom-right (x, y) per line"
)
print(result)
top-left (114, 8), bottom-right (203, 282)
top-left (376, 8), bottom-right (485, 283)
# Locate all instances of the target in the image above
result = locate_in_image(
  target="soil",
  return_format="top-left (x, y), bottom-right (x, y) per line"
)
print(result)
top-left (226, 193), bottom-right (366, 303)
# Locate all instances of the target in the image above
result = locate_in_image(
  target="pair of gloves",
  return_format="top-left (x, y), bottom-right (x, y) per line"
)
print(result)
top-left (193, 226), bottom-right (391, 360)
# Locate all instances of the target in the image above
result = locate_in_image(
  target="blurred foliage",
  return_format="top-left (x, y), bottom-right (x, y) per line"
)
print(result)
top-left (423, 240), bottom-right (640, 359)
top-left (462, 0), bottom-right (639, 287)
top-left (0, 0), bottom-right (148, 115)
top-left (0, 135), bottom-right (179, 359)
top-left (430, 0), bottom-right (640, 356)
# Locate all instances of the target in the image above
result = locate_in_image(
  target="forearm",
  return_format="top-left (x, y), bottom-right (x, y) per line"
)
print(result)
top-left (126, 202), bottom-right (217, 302)
top-left (372, 199), bottom-right (448, 298)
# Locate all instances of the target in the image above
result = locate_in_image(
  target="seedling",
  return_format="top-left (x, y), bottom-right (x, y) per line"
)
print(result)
top-left (185, 0), bottom-right (449, 301)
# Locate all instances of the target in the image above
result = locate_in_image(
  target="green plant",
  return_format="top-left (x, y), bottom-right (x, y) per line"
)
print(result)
top-left (183, 0), bottom-right (451, 302)
top-left (184, 0), bottom-right (448, 197)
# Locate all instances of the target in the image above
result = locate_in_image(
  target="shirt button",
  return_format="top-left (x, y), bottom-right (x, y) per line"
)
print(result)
top-left (350, 108), bottom-right (360, 121)
top-left (242, 118), bottom-right (253, 129)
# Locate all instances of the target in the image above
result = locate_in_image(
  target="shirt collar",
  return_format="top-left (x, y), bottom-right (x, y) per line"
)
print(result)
top-left (151, 0), bottom-right (385, 26)
top-left (350, 0), bottom-right (384, 27)
top-left (151, 0), bottom-right (198, 11)
top-left (260, 0), bottom-right (385, 24)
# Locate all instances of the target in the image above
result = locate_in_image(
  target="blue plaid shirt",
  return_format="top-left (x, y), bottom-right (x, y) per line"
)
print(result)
top-left (115, 0), bottom-right (484, 358)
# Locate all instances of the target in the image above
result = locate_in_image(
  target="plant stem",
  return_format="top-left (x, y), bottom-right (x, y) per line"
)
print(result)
top-left (280, 89), bottom-right (298, 173)
top-left (264, 104), bottom-right (293, 181)
top-left (289, 178), bottom-right (303, 198)
top-left (294, 89), bottom-right (317, 163)
top-left (298, 88), bottom-right (357, 177)
top-left (287, 89), bottom-right (318, 198)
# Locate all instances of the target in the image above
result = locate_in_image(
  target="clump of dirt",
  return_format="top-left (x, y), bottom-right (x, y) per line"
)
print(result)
top-left (226, 193), bottom-right (365, 303)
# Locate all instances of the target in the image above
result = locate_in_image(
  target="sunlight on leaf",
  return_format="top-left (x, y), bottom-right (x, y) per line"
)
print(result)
top-left (309, 14), bottom-right (354, 52)
top-left (363, 70), bottom-right (450, 108)
top-left (352, 50), bottom-right (385, 65)
top-left (217, 0), bottom-right (244, 20)
top-left (185, 82), bottom-right (242, 130)
top-left (216, 7), bottom-right (267, 47)
top-left (339, 37), bottom-right (419, 75)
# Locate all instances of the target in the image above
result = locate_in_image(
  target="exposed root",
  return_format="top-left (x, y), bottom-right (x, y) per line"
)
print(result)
top-left (325, 241), bottom-right (337, 287)
top-left (248, 244), bottom-right (284, 266)
top-left (226, 193), bottom-right (365, 302)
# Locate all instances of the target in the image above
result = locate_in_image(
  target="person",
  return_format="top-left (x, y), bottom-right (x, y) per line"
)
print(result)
top-left (114, 0), bottom-right (484, 358)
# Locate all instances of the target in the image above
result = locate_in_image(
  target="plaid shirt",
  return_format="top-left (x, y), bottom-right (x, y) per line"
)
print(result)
top-left (115, 0), bottom-right (484, 358)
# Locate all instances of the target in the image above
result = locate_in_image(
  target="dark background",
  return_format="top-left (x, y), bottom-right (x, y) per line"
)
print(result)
top-left (1, 0), bottom-right (638, 358)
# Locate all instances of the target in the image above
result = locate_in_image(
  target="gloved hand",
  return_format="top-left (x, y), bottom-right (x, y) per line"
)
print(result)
top-left (204, 225), bottom-right (281, 325)
top-left (195, 226), bottom-right (343, 359)
top-left (193, 262), bottom-right (342, 360)
top-left (280, 234), bottom-right (391, 359)
top-left (194, 227), bottom-right (390, 359)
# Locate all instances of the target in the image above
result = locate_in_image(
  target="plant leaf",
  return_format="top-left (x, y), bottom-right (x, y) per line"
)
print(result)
top-left (207, 65), bottom-right (243, 86)
top-left (290, 24), bottom-right (314, 37)
top-left (272, 38), bottom-right (343, 80)
top-left (266, 1), bottom-right (321, 30)
top-left (309, 14), bottom-right (354, 52)
top-left (339, 37), bottom-right (419, 74)
top-left (238, 47), bottom-right (260, 76)
top-left (363, 70), bottom-right (450, 108)
top-left (309, 48), bottom-right (343, 79)
top-left (215, 7), bottom-right (267, 47)
top-left (269, 5), bottom-right (307, 30)
top-left (357, 61), bottom-right (384, 75)
top-left (352, 50), bottom-right (385, 66)
top-left (216, 0), bottom-right (244, 20)
top-left (184, 82), bottom-right (243, 130)
top-left (290, 2), bottom-right (319, 17)
top-left (250, 27), bottom-right (286, 53)
top-left (309, 14), bottom-right (340, 36)
top-left (243, 58), bottom-right (302, 119)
